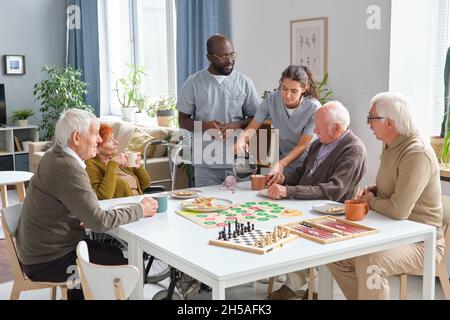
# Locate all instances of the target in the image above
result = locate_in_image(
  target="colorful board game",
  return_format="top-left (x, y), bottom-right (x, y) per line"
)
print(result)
top-left (209, 222), bottom-right (298, 254)
top-left (176, 201), bottom-right (303, 229)
top-left (278, 216), bottom-right (378, 244)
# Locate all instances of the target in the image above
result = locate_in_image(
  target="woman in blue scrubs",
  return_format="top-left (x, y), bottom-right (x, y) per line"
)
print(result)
top-left (235, 65), bottom-right (321, 185)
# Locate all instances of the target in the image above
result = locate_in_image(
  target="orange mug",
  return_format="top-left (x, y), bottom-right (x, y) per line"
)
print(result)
top-left (344, 200), bottom-right (369, 221)
top-left (251, 174), bottom-right (266, 191)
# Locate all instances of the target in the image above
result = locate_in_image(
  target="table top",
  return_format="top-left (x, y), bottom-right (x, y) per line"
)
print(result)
top-left (99, 182), bottom-right (435, 282)
top-left (0, 171), bottom-right (33, 184)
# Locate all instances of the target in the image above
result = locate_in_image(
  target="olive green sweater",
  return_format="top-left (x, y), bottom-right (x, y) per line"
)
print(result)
top-left (85, 157), bottom-right (151, 200)
top-left (370, 132), bottom-right (444, 239)
top-left (16, 145), bottom-right (143, 265)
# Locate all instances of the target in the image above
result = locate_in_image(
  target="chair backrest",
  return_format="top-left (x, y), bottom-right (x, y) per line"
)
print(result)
top-left (0, 204), bottom-right (27, 281)
top-left (76, 241), bottom-right (139, 300)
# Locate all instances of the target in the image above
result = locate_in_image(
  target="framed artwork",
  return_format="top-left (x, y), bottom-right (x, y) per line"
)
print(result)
top-left (3, 55), bottom-right (26, 75)
top-left (290, 17), bottom-right (328, 81)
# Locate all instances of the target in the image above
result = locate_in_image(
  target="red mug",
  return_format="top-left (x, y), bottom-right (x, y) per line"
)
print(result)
top-left (344, 200), bottom-right (369, 221)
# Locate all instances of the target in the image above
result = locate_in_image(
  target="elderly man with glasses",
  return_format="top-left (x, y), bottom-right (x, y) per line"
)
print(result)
top-left (328, 92), bottom-right (446, 300)
top-left (177, 34), bottom-right (261, 187)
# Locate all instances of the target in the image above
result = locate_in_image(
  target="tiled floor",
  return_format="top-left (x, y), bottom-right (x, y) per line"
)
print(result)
top-left (0, 190), bottom-right (447, 300)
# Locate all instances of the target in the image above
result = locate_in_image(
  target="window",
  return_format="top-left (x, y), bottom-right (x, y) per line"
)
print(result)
top-left (429, 0), bottom-right (449, 136)
top-left (100, 0), bottom-right (176, 116)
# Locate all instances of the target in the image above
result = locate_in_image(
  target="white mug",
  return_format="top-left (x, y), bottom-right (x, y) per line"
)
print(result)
top-left (126, 151), bottom-right (139, 168)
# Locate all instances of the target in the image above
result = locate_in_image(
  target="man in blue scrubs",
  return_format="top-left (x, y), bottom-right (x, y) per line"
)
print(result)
top-left (177, 34), bottom-right (261, 187)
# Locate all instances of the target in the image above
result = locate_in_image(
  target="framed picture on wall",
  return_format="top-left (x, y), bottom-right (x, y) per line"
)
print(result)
top-left (290, 17), bottom-right (328, 81)
top-left (3, 55), bottom-right (26, 75)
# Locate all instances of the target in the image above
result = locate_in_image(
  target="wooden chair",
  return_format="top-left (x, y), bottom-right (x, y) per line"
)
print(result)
top-left (267, 267), bottom-right (316, 300)
top-left (1, 204), bottom-right (69, 300)
top-left (399, 195), bottom-right (450, 300)
top-left (76, 240), bottom-right (139, 300)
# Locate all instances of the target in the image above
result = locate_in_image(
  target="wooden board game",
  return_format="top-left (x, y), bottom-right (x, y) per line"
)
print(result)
top-left (176, 201), bottom-right (303, 229)
top-left (209, 221), bottom-right (298, 254)
top-left (278, 215), bottom-right (378, 244)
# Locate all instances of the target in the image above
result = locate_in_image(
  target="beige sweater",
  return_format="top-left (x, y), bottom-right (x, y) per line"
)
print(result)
top-left (16, 145), bottom-right (143, 265)
top-left (370, 132), bottom-right (444, 239)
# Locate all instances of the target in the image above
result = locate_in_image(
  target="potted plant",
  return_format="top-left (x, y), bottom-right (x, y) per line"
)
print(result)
top-left (10, 108), bottom-right (34, 127)
top-left (133, 93), bottom-right (150, 124)
top-left (147, 95), bottom-right (177, 127)
top-left (113, 64), bottom-right (147, 122)
top-left (34, 64), bottom-right (93, 141)
top-left (433, 47), bottom-right (450, 165)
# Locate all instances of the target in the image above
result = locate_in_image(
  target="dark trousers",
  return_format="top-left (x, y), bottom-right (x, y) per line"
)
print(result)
top-left (21, 238), bottom-right (127, 300)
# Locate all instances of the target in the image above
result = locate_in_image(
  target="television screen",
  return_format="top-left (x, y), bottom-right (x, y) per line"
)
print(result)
top-left (0, 84), bottom-right (6, 126)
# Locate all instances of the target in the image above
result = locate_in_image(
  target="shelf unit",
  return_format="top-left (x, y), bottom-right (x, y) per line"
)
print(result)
top-left (0, 125), bottom-right (38, 171)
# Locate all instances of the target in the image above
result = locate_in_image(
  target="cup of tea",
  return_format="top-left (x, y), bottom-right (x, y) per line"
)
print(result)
top-left (126, 151), bottom-right (139, 168)
top-left (344, 200), bottom-right (369, 221)
top-left (152, 192), bottom-right (168, 213)
top-left (251, 174), bottom-right (266, 191)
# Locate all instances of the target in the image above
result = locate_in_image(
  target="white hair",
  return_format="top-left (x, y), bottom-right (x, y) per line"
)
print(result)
top-left (322, 101), bottom-right (350, 129)
top-left (54, 109), bottom-right (98, 147)
top-left (370, 92), bottom-right (416, 136)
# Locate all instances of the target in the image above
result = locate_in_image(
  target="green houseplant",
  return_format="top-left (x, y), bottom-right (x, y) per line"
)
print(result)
top-left (113, 64), bottom-right (147, 121)
top-left (10, 109), bottom-right (35, 127)
top-left (147, 95), bottom-right (177, 127)
top-left (435, 47), bottom-right (450, 165)
top-left (34, 64), bottom-right (93, 141)
top-left (316, 73), bottom-right (333, 105)
top-left (133, 93), bottom-right (150, 124)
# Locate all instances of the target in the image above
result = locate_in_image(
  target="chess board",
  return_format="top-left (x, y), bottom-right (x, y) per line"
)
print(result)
top-left (176, 201), bottom-right (303, 229)
top-left (278, 216), bottom-right (378, 244)
top-left (209, 227), bottom-right (298, 254)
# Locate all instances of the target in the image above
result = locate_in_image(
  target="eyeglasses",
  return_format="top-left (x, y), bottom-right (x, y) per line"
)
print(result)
top-left (366, 115), bottom-right (385, 124)
top-left (212, 52), bottom-right (237, 61)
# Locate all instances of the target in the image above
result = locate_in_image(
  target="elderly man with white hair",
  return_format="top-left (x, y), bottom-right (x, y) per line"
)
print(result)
top-left (268, 101), bottom-right (367, 300)
top-left (16, 109), bottom-right (158, 299)
top-left (267, 100), bottom-right (367, 202)
top-left (328, 92), bottom-right (446, 300)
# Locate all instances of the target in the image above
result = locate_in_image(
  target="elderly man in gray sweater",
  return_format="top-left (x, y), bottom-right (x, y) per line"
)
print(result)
top-left (267, 101), bottom-right (367, 299)
top-left (16, 109), bottom-right (158, 299)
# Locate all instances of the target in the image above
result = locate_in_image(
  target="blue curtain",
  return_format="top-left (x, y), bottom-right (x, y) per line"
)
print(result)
top-left (66, 0), bottom-right (100, 116)
top-left (175, 0), bottom-right (232, 94)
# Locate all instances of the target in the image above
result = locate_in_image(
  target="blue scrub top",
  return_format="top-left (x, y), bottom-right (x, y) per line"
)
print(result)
top-left (177, 69), bottom-right (261, 168)
top-left (253, 89), bottom-right (321, 173)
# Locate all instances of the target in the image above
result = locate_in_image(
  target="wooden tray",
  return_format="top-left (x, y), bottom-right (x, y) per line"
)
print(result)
top-left (278, 216), bottom-right (378, 244)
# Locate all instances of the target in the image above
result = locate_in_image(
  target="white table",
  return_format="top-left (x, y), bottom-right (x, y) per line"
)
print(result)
top-left (0, 171), bottom-right (33, 208)
top-left (99, 182), bottom-right (437, 300)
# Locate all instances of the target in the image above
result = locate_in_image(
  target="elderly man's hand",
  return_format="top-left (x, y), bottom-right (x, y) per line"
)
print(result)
top-left (360, 185), bottom-right (377, 197)
top-left (358, 191), bottom-right (375, 209)
top-left (265, 173), bottom-right (285, 187)
top-left (140, 196), bottom-right (158, 217)
top-left (268, 184), bottom-right (287, 200)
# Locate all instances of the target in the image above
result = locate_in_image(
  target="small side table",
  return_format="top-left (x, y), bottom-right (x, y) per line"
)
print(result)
top-left (0, 171), bottom-right (33, 208)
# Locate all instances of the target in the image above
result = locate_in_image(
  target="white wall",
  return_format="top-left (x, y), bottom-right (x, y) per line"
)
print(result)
top-left (389, 0), bottom-right (433, 138)
top-left (231, 0), bottom-right (391, 186)
top-left (0, 0), bottom-right (66, 126)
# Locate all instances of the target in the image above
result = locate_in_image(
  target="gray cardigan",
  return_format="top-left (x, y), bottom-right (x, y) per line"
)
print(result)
top-left (285, 131), bottom-right (367, 203)
top-left (16, 145), bottom-right (143, 265)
